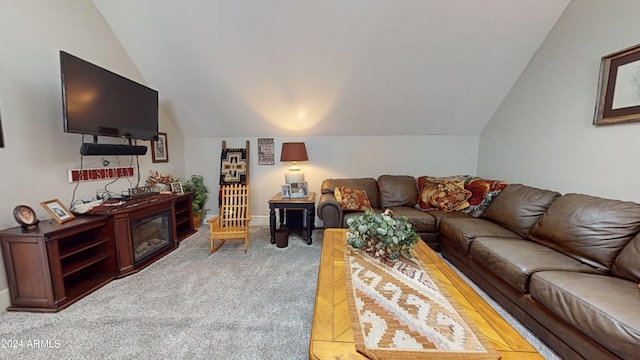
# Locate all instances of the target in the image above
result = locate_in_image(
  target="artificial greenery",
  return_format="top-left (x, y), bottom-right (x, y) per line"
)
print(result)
top-left (183, 174), bottom-right (209, 217)
top-left (346, 208), bottom-right (420, 260)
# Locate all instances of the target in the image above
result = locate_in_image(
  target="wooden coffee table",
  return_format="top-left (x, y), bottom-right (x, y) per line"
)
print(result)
top-left (309, 229), bottom-right (543, 359)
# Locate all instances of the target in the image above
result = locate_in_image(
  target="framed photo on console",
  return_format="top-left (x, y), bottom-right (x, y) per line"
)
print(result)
top-left (171, 181), bottom-right (184, 194)
top-left (281, 184), bottom-right (291, 198)
top-left (289, 181), bottom-right (308, 198)
top-left (152, 132), bottom-right (169, 163)
top-left (41, 199), bottom-right (75, 223)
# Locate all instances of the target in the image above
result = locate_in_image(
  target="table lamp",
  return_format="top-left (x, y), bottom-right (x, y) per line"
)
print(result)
top-left (280, 142), bottom-right (308, 184)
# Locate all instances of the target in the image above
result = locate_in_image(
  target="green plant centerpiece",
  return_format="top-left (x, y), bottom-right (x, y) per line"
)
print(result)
top-left (346, 208), bottom-right (420, 260)
top-left (183, 174), bottom-right (209, 227)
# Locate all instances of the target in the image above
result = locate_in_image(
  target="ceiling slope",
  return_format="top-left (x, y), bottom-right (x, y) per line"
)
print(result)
top-left (92, 0), bottom-right (569, 137)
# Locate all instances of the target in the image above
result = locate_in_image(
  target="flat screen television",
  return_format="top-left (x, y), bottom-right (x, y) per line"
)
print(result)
top-left (60, 51), bottom-right (159, 141)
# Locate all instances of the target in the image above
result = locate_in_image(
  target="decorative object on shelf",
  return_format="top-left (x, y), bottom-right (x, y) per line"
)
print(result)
top-left (40, 199), bottom-right (75, 224)
top-left (147, 170), bottom-right (174, 191)
top-left (151, 132), bottom-right (168, 163)
top-left (346, 208), bottom-right (420, 261)
top-left (281, 184), bottom-right (291, 198)
top-left (183, 174), bottom-right (209, 228)
top-left (594, 43), bottom-right (640, 126)
top-left (280, 142), bottom-right (308, 184)
top-left (258, 138), bottom-right (274, 165)
top-left (289, 181), bottom-right (308, 198)
top-left (13, 205), bottom-right (38, 230)
top-left (171, 181), bottom-right (184, 194)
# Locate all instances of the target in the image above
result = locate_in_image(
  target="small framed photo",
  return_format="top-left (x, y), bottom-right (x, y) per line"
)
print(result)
top-left (41, 199), bottom-right (75, 224)
top-left (171, 181), bottom-right (184, 194)
top-left (151, 132), bottom-right (169, 163)
top-left (290, 181), bottom-right (308, 198)
top-left (13, 205), bottom-right (38, 226)
top-left (281, 184), bottom-right (291, 198)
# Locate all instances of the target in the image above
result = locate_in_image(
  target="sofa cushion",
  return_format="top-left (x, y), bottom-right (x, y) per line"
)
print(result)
top-left (480, 184), bottom-right (560, 238)
top-left (334, 186), bottom-right (372, 211)
top-left (428, 180), bottom-right (472, 212)
top-left (440, 218), bottom-right (521, 252)
top-left (385, 206), bottom-right (437, 232)
top-left (528, 193), bottom-right (640, 271)
top-left (377, 175), bottom-right (418, 208)
top-left (530, 271), bottom-right (640, 359)
top-left (468, 237), bottom-right (601, 293)
top-left (612, 232), bottom-right (640, 283)
top-left (321, 178), bottom-right (380, 208)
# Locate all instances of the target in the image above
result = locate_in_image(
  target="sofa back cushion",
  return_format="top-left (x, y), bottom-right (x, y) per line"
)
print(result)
top-left (321, 178), bottom-right (380, 208)
top-left (378, 175), bottom-right (418, 208)
top-left (612, 232), bottom-right (640, 282)
top-left (480, 184), bottom-right (561, 238)
top-left (528, 193), bottom-right (640, 271)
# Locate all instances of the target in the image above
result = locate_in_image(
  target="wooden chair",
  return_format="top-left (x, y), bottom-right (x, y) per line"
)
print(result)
top-left (208, 184), bottom-right (251, 252)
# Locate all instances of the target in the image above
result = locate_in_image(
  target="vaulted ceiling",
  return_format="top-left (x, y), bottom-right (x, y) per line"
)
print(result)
top-left (92, 0), bottom-right (569, 137)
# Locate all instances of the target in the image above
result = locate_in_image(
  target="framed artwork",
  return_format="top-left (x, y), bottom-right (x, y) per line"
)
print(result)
top-left (289, 181), bottom-right (308, 198)
top-left (258, 138), bottom-right (274, 165)
top-left (41, 199), bottom-right (75, 223)
top-left (13, 205), bottom-right (37, 226)
top-left (171, 181), bottom-right (184, 194)
top-left (281, 184), bottom-right (291, 198)
top-left (152, 132), bottom-right (169, 162)
top-left (594, 43), bottom-right (640, 125)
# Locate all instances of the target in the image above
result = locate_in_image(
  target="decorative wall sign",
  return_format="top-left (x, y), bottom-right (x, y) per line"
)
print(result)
top-left (68, 167), bottom-right (135, 183)
top-left (258, 138), bottom-right (274, 165)
top-left (594, 43), bottom-right (640, 125)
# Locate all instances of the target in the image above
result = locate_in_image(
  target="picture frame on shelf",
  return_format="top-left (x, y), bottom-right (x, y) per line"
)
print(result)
top-left (594, 43), bottom-right (640, 126)
top-left (13, 205), bottom-right (38, 227)
top-left (151, 132), bottom-right (169, 163)
top-left (281, 184), bottom-right (291, 198)
top-left (289, 181), bottom-right (308, 199)
top-left (171, 181), bottom-right (184, 194)
top-left (41, 199), bottom-right (75, 224)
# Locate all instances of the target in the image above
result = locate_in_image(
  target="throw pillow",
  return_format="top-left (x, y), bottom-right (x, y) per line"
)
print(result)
top-left (462, 177), bottom-right (508, 216)
top-left (416, 175), bottom-right (472, 211)
top-left (428, 180), bottom-right (472, 212)
top-left (335, 186), bottom-right (372, 211)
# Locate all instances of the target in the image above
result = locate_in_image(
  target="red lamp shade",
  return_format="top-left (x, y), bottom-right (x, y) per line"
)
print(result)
top-left (280, 142), bottom-right (308, 162)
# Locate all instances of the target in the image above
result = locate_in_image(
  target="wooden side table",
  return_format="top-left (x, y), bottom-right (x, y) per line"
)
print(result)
top-left (268, 192), bottom-right (316, 245)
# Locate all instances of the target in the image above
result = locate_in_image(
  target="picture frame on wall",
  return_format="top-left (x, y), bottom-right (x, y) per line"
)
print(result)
top-left (152, 132), bottom-right (169, 163)
top-left (594, 43), bottom-right (640, 126)
top-left (289, 181), bottom-right (308, 198)
top-left (41, 199), bottom-right (75, 224)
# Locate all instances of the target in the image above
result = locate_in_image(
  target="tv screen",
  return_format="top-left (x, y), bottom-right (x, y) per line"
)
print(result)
top-left (60, 51), bottom-right (159, 141)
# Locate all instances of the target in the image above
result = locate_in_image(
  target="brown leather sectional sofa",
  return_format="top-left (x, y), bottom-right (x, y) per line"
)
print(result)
top-left (318, 175), bottom-right (640, 360)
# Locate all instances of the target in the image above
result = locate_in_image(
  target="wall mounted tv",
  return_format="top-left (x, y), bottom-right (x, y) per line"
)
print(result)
top-left (60, 51), bottom-right (159, 142)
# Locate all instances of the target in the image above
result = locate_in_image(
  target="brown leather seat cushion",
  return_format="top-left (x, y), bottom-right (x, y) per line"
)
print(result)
top-left (385, 206), bottom-right (437, 232)
top-left (469, 237), bottom-right (600, 292)
top-left (440, 218), bottom-right (521, 252)
top-left (530, 271), bottom-right (640, 359)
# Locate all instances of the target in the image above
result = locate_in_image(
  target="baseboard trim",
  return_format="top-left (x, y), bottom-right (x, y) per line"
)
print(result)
top-left (0, 287), bottom-right (11, 313)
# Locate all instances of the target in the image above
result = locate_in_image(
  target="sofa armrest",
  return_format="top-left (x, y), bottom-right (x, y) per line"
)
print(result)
top-left (318, 193), bottom-right (344, 228)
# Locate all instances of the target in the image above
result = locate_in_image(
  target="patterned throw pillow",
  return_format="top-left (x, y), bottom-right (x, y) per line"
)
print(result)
top-left (416, 175), bottom-right (471, 211)
top-left (428, 180), bottom-right (472, 212)
top-left (462, 177), bottom-right (508, 216)
top-left (335, 186), bottom-right (372, 211)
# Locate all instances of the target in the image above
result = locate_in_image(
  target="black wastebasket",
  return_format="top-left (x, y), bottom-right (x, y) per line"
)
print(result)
top-left (275, 228), bottom-right (289, 248)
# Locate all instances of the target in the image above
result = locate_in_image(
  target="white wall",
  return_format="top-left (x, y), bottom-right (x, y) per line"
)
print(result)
top-left (185, 135), bottom-right (480, 225)
top-left (479, 0), bottom-right (640, 202)
top-left (0, 0), bottom-right (185, 311)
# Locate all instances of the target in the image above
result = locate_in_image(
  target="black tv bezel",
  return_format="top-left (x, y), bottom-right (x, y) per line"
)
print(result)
top-left (60, 51), bottom-right (159, 142)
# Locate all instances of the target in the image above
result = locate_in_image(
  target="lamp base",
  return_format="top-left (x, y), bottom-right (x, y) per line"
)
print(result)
top-left (285, 171), bottom-right (305, 184)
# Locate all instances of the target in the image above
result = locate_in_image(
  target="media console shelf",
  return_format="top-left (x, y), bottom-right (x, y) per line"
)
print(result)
top-left (0, 193), bottom-right (194, 312)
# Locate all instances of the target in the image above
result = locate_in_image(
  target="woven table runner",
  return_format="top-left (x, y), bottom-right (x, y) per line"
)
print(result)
top-left (344, 247), bottom-right (500, 360)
